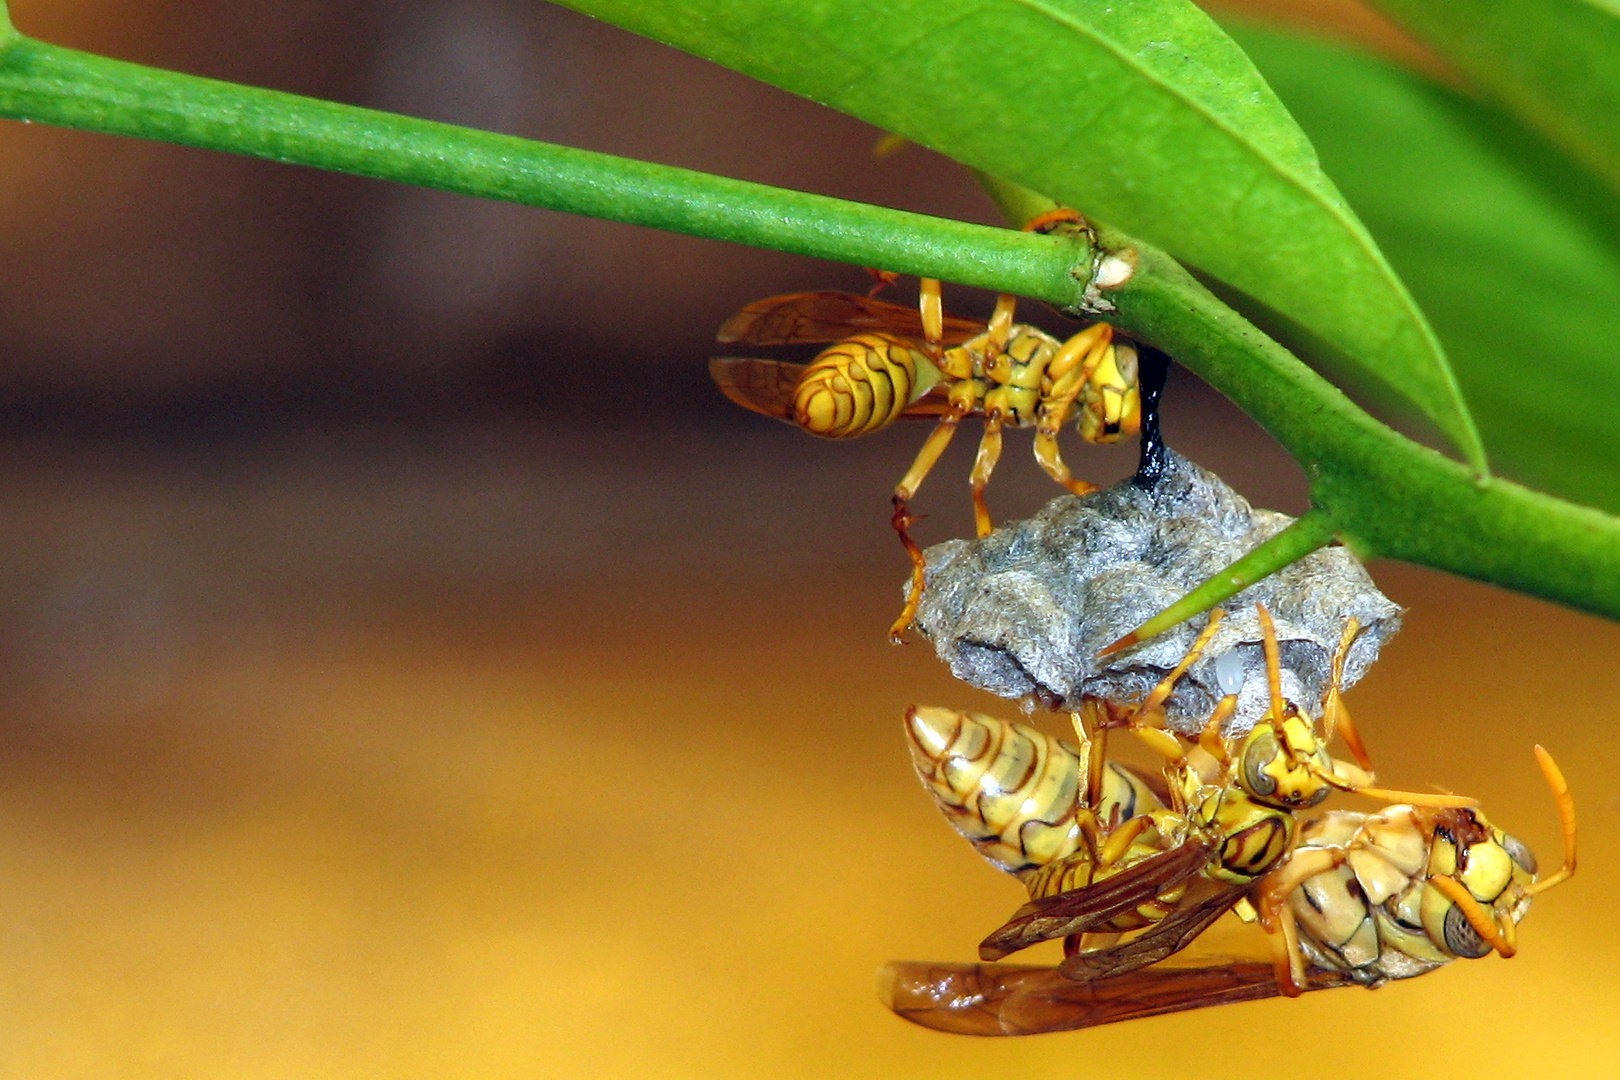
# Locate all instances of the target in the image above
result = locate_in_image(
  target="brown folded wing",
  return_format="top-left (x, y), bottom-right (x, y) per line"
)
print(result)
top-left (879, 958), bottom-right (1354, 1036)
top-left (978, 840), bottom-right (1213, 961)
top-left (707, 358), bottom-right (806, 421)
top-left (716, 291), bottom-right (983, 346)
top-left (1056, 881), bottom-right (1248, 981)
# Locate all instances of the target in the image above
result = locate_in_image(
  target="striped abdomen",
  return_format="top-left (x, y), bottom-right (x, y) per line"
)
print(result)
top-left (793, 333), bottom-right (936, 438)
top-left (904, 705), bottom-right (1160, 878)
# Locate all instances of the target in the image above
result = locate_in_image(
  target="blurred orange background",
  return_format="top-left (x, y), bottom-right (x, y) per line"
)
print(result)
top-left (0, 1), bottom-right (1611, 1076)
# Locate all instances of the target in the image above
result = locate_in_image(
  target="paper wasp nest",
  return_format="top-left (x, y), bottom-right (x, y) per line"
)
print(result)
top-left (912, 449), bottom-right (1401, 736)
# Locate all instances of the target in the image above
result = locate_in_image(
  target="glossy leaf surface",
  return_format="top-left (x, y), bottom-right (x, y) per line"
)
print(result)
top-left (1231, 22), bottom-right (1620, 514)
top-left (555, 0), bottom-right (1484, 468)
top-left (1367, 0), bottom-right (1620, 197)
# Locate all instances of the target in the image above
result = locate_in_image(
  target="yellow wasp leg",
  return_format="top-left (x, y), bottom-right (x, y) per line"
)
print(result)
top-left (1031, 432), bottom-right (1100, 496)
top-left (888, 407), bottom-right (967, 642)
top-left (1032, 324), bottom-right (1114, 495)
top-left (918, 278), bottom-right (945, 360)
top-left (1128, 608), bottom-right (1227, 730)
top-left (979, 294), bottom-right (1019, 385)
top-left (986, 293), bottom-right (1017, 355)
top-left (1273, 902), bottom-right (1308, 997)
top-left (1196, 695), bottom-right (1238, 766)
top-left (969, 413), bottom-right (1006, 538)
top-left (888, 270), bottom-right (982, 640)
top-left (1045, 324), bottom-right (1115, 397)
top-left (1131, 725), bottom-right (1186, 762)
top-left (1097, 814), bottom-right (1153, 867)
top-left (1255, 844), bottom-right (1341, 995)
top-left (1073, 700), bottom-right (1110, 813)
top-left (896, 406), bottom-right (965, 506)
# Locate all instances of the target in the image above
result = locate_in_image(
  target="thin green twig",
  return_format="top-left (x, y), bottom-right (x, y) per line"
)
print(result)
top-left (0, 34), bottom-right (1087, 303)
top-left (1100, 512), bottom-right (1339, 654)
top-left (0, 17), bottom-right (1617, 627)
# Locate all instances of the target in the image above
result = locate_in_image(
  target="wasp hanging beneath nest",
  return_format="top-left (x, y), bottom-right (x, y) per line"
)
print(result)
top-left (881, 607), bottom-right (1575, 1034)
top-left (881, 764), bottom-right (1572, 1036)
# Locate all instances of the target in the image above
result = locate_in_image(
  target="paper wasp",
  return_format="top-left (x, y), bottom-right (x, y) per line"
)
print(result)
top-left (918, 605), bottom-right (1466, 983)
top-left (710, 271), bottom-right (1138, 641)
top-left (881, 751), bottom-right (1573, 1035)
top-left (889, 604), bottom-right (1572, 1032)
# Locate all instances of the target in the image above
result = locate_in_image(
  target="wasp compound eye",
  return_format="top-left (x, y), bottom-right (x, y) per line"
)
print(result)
top-left (1442, 901), bottom-right (1494, 959)
top-left (1502, 832), bottom-right (1538, 875)
top-left (1240, 730), bottom-right (1279, 798)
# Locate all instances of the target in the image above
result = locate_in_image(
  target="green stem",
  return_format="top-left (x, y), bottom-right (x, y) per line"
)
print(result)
top-left (1106, 232), bottom-right (1620, 621)
top-left (1100, 511), bottom-right (1339, 654)
top-left (0, 24), bottom-right (1618, 626)
top-left (0, 35), bottom-right (1086, 302)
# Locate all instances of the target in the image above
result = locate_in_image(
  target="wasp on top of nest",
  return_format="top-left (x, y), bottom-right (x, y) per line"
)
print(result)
top-left (709, 211), bottom-right (1148, 642)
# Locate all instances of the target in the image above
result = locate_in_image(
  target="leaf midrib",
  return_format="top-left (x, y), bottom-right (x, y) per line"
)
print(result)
top-left (997, 1), bottom-right (1388, 279)
top-left (989, 0), bottom-right (1476, 459)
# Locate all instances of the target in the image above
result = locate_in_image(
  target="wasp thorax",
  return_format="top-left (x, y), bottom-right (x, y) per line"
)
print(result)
top-left (793, 333), bottom-right (931, 438)
top-left (1217, 813), bottom-right (1291, 880)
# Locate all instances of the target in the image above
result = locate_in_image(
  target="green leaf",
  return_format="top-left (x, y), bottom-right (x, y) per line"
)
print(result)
top-left (554, 0), bottom-right (1485, 470)
top-left (1365, 0), bottom-right (1620, 198)
top-left (1228, 22), bottom-right (1620, 514)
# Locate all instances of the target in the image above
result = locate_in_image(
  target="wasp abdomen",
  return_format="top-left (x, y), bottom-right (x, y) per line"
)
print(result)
top-left (794, 333), bottom-right (932, 438)
top-left (905, 706), bottom-right (1085, 875)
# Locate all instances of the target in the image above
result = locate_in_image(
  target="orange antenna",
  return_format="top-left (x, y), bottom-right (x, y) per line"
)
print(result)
top-left (1255, 604), bottom-right (1284, 718)
top-left (1528, 744), bottom-right (1576, 895)
top-left (1345, 785), bottom-right (1478, 808)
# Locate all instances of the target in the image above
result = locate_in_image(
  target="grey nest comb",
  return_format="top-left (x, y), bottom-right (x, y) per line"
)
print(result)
top-left (910, 449), bottom-right (1401, 736)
